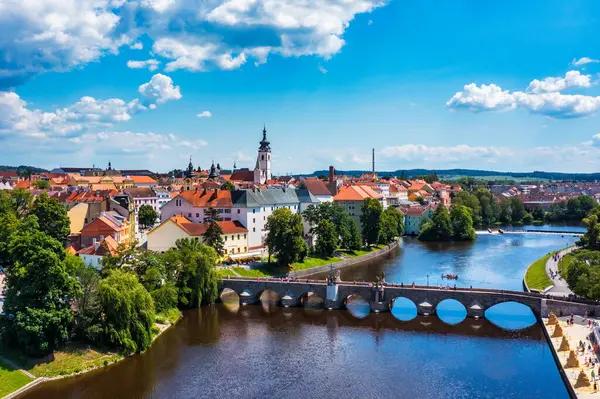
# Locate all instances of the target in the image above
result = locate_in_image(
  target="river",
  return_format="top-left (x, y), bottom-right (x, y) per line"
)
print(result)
top-left (21, 226), bottom-right (584, 399)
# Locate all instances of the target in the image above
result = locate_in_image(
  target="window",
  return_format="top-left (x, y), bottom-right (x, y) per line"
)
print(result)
top-left (253, 227), bottom-right (256, 232)
top-left (263, 216), bottom-right (265, 220)
top-left (237, 234), bottom-right (240, 240)
top-left (196, 213), bottom-right (199, 217)
top-left (261, 155), bottom-right (264, 160)
top-left (188, 213), bottom-right (192, 217)
top-left (253, 218), bottom-right (255, 223)
top-left (237, 209), bottom-right (240, 214)
top-left (224, 236), bottom-right (227, 241)
top-left (224, 209), bottom-right (231, 214)
top-left (253, 209), bottom-right (255, 214)
top-left (244, 247), bottom-right (247, 252)
top-left (244, 234), bottom-right (246, 239)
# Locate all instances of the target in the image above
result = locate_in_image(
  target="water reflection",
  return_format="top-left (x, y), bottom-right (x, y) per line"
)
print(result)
top-left (21, 304), bottom-right (568, 399)
top-left (485, 302), bottom-right (537, 330)
top-left (390, 297), bottom-right (418, 321)
top-left (436, 299), bottom-right (467, 325)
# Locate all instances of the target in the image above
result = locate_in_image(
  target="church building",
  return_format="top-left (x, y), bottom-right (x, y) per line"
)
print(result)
top-left (253, 126), bottom-right (272, 184)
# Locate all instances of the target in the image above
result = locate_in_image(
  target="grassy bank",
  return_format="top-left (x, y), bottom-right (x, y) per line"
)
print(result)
top-left (218, 245), bottom-right (385, 278)
top-left (0, 358), bottom-right (34, 397)
top-left (525, 252), bottom-right (554, 291)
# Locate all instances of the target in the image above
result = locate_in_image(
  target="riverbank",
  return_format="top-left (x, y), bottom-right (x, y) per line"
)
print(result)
top-left (524, 252), bottom-right (555, 292)
top-left (217, 243), bottom-right (393, 278)
top-left (0, 310), bottom-right (182, 399)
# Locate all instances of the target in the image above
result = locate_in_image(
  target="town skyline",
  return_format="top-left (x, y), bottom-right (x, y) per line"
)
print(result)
top-left (3, 1), bottom-right (600, 173)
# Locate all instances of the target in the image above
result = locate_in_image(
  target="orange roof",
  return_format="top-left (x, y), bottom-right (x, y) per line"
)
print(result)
top-left (333, 185), bottom-right (383, 201)
top-left (169, 215), bottom-right (247, 236)
top-left (179, 189), bottom-right (233, 208)
top-left (14, 181), bottom-right (30, 189)
top-left (77, 235), bottom-right (119, 256)
top-left (129, 175), bottom-right (157, 184)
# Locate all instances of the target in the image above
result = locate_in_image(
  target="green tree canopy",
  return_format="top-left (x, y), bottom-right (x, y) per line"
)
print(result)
top-left (98, 270), bottom-right (155, 353)
top-left (360, 198), bottom-right (383, 246)
top-left (203, 207), bottom-right (225, 257)
top-left (452, 191), bottom-right (482, 226)
top-left (314, 219), bottom-right (338, 258)
top-left (32, 179), bottom-right (51, 190)
top-left (579, 208), bottom-right (600, 251)
top-left (302, 202), bottom-right (362, 250)
top-left (418, 206), bottom-right (454, 241)
top-left (265, 208), bottom-right (308, 268)
top-left (138, 204), bottom-right (158, 230)
top-left (379, 207), bottom-right (404, 244)
top-left (31, 192), bottom-right (70, 243)
top-left (2, 227), bottom-right (81, 356)
top-left (220, 181), bottom-right (236, 191)
top-left (450, 205), bottom-right (476, 241)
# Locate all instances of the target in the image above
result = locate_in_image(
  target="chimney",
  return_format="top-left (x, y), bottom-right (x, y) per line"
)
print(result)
top-left (328, 166), bottom-right (337, 196)
top-left (372, 148), bottom-right (375, 174)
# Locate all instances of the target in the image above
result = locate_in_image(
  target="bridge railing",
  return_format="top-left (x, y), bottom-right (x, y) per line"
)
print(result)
top-left (220, 276), bottom-right (600, 305)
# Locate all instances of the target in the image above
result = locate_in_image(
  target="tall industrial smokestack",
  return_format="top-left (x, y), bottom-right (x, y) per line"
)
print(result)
top-left (372, 148), bottom-right (375, 174)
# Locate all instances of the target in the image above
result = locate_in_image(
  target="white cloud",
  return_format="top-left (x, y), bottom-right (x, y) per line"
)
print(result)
top-left (380, 144), bottom-right (511, 163)
top-left (526, 70), bottom-right (591, 93)
top-left (1, 0), bottom-right (387, 84)
top-left (69, 131), bottom-right (176, 151)
top-left (572, 57), bottom-right (599, 67)
top-left (447, 82), bottom-right (600, 118)
top-left (196, 111), bottom-right (212, 118)
top-left (126, 59), bottom-right (160, 71)
top-left (318, 65), bottom-right (328, 74)
top-left (179, 139), bottom-right (208, 150)
top-left (138, 73), bottom-right (182, 105)
top-left (1, 73), bottom-right (182, 137)
top-left (446, 83), bottom-right (516, 112)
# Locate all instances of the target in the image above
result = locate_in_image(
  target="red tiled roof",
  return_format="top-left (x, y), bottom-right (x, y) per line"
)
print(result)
top-left (179, 189), bottom-right (233, 207)
top-left (169, 215), bottom-right (247, 236)
top-left (129, 175), bottom-right (157, 184)
top-left (77, 235), bottom-right (118, 256)
top-left (230, 169), bottom-right (255, 182)
top-left (302, 179), bottom-right (331, 196)
top-left (333, 185), bottom-right (383, 201)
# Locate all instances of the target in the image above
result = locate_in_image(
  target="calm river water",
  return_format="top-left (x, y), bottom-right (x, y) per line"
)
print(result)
top-left (21, 227), bottom-right (583, 399)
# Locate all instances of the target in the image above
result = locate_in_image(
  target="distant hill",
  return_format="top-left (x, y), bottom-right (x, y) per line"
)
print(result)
top-left (0, 165), bottom-right (48, 174)
top-left (302, 168), bottom-right (600, 181)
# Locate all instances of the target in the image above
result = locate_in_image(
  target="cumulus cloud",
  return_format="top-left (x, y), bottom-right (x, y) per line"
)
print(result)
top-left (1, 73), bottom-right (182, 138)
top-left (318, 65), bottom-right (328, 74)
top-left (126, 59), bottom-right (160, 71)
top-left (0, 0), bottom-right (387, 85)
top-left (68, 131), bottom-right (176, 152)
top-left (179, 139), bottom-right (208, 150)
top-left (380, 144), bottom-right (511, 163)
top-left (446, 84), bottom-right (516, 112)
top-left (447, 82), bottom-right (600, 119)
top-left (572, 57), bottom-right (599, 67)
top-left (526, 70), bottom-right (592, 93)
top-left (196, 111), bottom-right (212, 118)
top-left (138, 73), bottom-right (182, 105)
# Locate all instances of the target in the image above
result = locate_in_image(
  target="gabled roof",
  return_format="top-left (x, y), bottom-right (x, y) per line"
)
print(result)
top-left (77, 235), bottom-right (119, 256)
top-left (301, 179), bottom-right (332, 196)
top-left (333, 185), bottom-right (383, 201)
top-left (125, 187), bottom-right (156, 199)
top-left (231, 188), bottom-right (301, 207)
top-left (129, 175), bottom-right (157, 185)
top-left (165, 215), bottom-right (248, 236)
top-left (179, 189), bottom-right (233, 207)
top-left (230, 169), bottom-right (255, 182)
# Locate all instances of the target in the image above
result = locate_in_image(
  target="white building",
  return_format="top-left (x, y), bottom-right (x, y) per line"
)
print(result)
top-left (253, 126), bottom-right (272, 184)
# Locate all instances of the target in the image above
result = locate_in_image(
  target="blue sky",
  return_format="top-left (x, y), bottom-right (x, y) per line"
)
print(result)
top-left (2, 0), bottom-right (600, 174)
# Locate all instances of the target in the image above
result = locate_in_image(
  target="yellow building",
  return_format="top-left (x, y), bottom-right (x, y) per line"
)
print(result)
top-left (147, 215), bottom-right (249, 256)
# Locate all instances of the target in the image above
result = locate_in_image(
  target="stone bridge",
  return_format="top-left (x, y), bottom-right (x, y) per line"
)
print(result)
top-left (219, 278), bottom-right (600, 321)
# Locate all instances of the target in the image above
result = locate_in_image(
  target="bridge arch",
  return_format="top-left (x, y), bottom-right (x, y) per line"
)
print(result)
top-left (299, 291), bottom-right (324, 309)
top-left (219, 287), bottom-right (239, 301)
top-left (344, 293), bottom-right (370, 319)
top-left (484, 301), bottom-right (537, 330)
top-left (258, 289), bottom-right (281, 306)
top-left (389, 296), bottom-right (418, 321)
top-left (435, 299), bottom-right (467, 325)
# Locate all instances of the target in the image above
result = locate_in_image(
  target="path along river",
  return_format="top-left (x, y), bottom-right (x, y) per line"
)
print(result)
top-left (21, 226), bottom-right (584, 399)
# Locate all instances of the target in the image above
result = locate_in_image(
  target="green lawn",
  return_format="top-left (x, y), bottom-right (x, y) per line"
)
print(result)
top-left (525, 252), bottom-right (554, 291)
top-left (216, 268), bottom-right (238, 278)
top-left (0, 343), bottom-right (122, 378)
top-left (0, 358), bottom-right (33, 398)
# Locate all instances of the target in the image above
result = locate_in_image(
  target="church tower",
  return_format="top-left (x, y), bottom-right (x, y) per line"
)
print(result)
top-left (253, 125), bottom-right (272, 184)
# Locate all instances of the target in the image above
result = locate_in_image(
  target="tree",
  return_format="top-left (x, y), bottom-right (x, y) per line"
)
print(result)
top-left (31, 192), bottom-right (70, 243)
top-left (452, 191), bottom-right (482, 226)
top-left (314, 219), bottom-right (338, 258)
top-left (138, 204), bottom-right (158, 230)
top-left (579, 209), bottom-right (600, 250)
top-left (531, 206), bottom-right (545, 221)
top-left (32, 179), bottom-right (50, 190)
top-left (346, 218), bottom-right (362, 250)
top-left (379, 208), bottom-right (403, 244)
top-left (203, 207), bottom-right (225, 256)
top-left (11, 188), bottom-right (33, 217)
top-left (418, 206), bottom-right (453, 241)
top-left (360, 198), bottom-right (383, 246)
top-left (2, 228), bottom-right (81, 356)
top-left (72, 261), bottom-right (102, 343)
top-left (474, 188), bottom-right (500, 225)
top-left (500, 197), bottom-right (526, 224)
top-left (450, 205), bottom-right (476, 241)
top-left (98, 270), bottom-right (155, 353)
top-left (220, 181), bottom-right (235, 191)
top-left (563, 250), bottom-right (600, 300)
top-left (265, 208), bottom-right (308, 268)
top-left (303, 202), bottom-right (359, 250)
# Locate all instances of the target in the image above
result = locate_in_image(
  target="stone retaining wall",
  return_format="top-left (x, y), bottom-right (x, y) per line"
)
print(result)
top-left (288, 240), bottom-right (400, 279)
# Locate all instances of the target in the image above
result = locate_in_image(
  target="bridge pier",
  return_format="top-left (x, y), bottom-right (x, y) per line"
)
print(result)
top-left (239, 289), bottom-right (259, 306)
top-left (370, 301), bottom-right (390, 313)
top-left (467, 302), bottom-right (484, 319)
top-left (417, 299), bottom-right (436, 316)
top-left (281, 291), bottom-right (299, 308)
